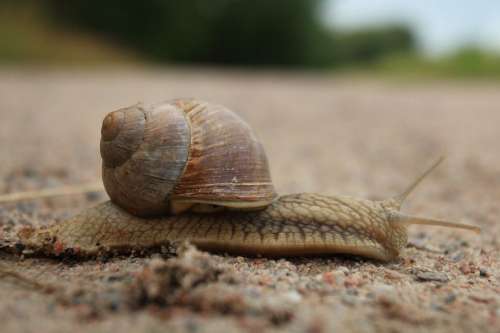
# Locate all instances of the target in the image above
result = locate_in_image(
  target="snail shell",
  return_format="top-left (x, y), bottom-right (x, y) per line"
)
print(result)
top-left (100, 99), bottom-right (277, 216)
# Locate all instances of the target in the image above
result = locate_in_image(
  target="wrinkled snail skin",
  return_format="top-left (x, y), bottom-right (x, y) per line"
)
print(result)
top-left (19, 193), bottom-right (407, 261)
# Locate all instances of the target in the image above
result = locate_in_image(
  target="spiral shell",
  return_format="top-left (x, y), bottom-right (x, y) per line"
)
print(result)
top-left (100, 99), bottom-right (277, 216)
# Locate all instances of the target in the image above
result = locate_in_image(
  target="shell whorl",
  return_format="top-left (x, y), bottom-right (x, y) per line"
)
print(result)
top-left (170, 100), bottom-right (276, 208)
top-left (101, 103), bottom-right (190, 216)
top-left (100, 99), bottom-right (277, 217)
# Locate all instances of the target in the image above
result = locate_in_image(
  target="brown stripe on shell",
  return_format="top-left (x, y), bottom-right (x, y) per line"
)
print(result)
top-left (171, 99), bottom-right (277, 206)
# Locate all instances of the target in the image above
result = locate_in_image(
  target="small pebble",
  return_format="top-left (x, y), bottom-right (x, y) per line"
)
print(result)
top-left (444, 293), bottom-right (457, 304)
top-left (337, 267), bottom-right (349, 275)
top-left (284, 290), bottom-right (302, 303)
top-left (469, 293), bottom-right (494, 304)
top-left (479, 268), bottom-right (490, 278)
top-left (415, 271), bottom-right (449, 283)
top-left (430, 302), bottom-right (445, 312)
top-left (344, 274), bottom-right (364, 288)
top-left (341, 294), bottom-right (358, 306)
top-left (459, 262), bottom-right (476, 275)
top-left (450, 251), bottom-right (465, 262)
top-left (85, 191), bottom-right (103, 202)
top-left (371, 283), bottom-right (396, 296)
top-left (384, 269), bottom-right (405, 280)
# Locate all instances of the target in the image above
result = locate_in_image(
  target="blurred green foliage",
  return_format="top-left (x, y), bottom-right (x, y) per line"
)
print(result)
top-left (378, 48), bottom-right (500, 79)
top-left (0, 1), bottom-right (136, 65)
top-left (46, 0), bottom-right (323, 67)
top-left (44, 0), bottom-right (414, 68)
top-left (2, 0), bottom-right (499, 78)
top-left (334, 26), bottom-right (414, 66)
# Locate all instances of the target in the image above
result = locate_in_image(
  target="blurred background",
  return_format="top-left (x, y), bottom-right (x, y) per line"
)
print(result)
top-left (1, 3), bottom-right (499, 332)
top-left (1, 0), bottom-right (500, 198)
top-left (1, 0), bottom-right (499, 77)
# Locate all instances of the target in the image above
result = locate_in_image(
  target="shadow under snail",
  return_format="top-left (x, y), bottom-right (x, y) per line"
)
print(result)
top-left (19, 99), bottom-right (480, 261)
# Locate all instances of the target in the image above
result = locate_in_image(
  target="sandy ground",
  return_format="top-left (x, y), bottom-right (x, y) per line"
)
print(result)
top-left (0, 68), bottom-right (498, 332)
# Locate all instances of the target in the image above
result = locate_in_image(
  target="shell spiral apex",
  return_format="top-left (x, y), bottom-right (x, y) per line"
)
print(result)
top-left (101, 110), bottom-right (124, 141)
top-left (100, 105), bottom-right (146, 168)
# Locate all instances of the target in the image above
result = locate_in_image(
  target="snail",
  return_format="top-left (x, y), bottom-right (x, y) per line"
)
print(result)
top-left (18, 99), bottom-right (479, 261)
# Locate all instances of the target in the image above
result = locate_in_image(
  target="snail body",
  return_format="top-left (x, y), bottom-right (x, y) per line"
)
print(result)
top-left (18, 100), bottom-right (479, 261)
top-left (20, 161), bottom-right (479, 261)
top-left (21, 193), bottom-right (405, 260)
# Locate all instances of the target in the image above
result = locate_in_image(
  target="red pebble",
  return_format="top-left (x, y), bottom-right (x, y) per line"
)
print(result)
top-left (53, 241), bottom-right (65, 255)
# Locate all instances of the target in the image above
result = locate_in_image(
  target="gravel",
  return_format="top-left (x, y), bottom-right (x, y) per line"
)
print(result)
top-left (0, 68), bottom-right (498, 333)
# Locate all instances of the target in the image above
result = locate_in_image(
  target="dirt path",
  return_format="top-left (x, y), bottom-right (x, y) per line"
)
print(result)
top-left (0, 68), bottom-right (498, 332)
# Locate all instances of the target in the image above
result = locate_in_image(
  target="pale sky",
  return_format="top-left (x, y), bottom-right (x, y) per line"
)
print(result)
top-left (324, 0), bottom-right (500, 56)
